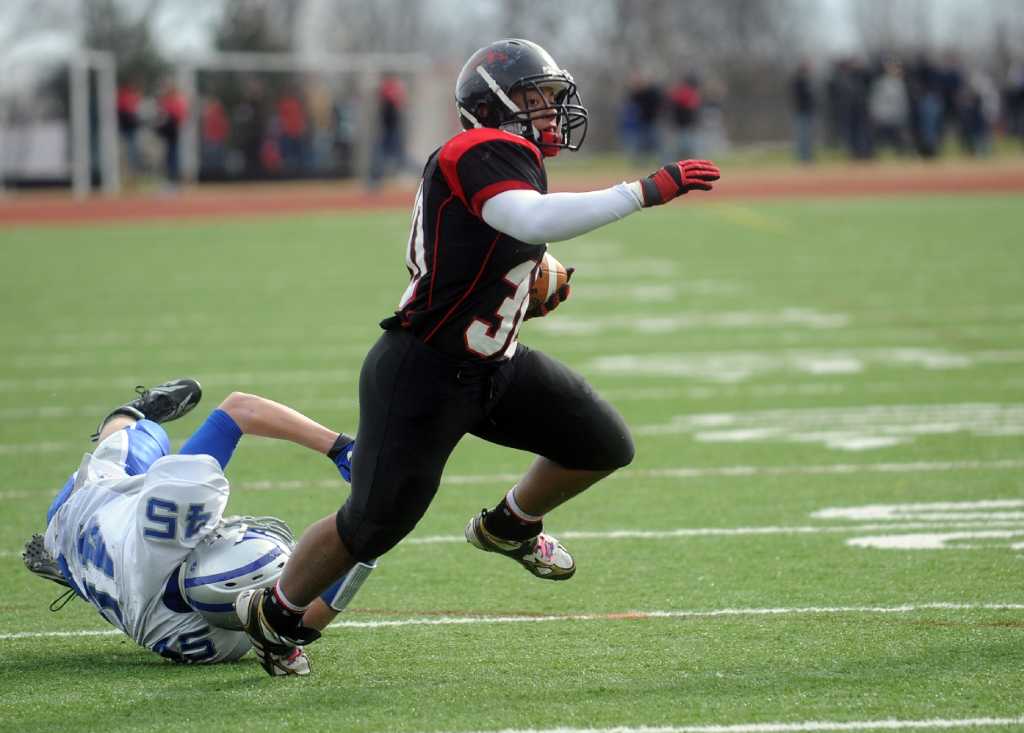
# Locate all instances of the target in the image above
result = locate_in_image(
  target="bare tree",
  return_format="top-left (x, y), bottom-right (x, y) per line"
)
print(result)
top-left (215, 0), bottom-right (302, 53)
top-left (83, 0), bottom-right (168, 85)
top-left (294, 0), bottom-right (428, 57)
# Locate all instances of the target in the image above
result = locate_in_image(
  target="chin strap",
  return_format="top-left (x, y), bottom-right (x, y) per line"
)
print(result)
top-left (538, 129), bottom-right (562, 157)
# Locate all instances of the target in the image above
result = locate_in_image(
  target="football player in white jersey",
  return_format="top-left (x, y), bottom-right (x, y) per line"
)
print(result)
top-left (23, 379), bottom-right (373, 676)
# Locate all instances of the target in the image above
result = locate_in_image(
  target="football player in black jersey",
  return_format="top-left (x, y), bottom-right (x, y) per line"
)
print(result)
top-left (237, 39), bottom-right (721, 672)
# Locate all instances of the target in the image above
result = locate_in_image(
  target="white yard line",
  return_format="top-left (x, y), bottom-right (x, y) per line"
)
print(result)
top-left (0, 396), bottom-right (357, 421)
top-left (3, 602), bottom-right (1021, 641)
top-left (5, 519), bottom-right (1024, 559)
top-left (427, 715), bottom-right (1024, 733)
top-left (0, 441), bottom-right (73, 455)
top-left (0, 369), bottom-right (354, 393)
top-left (434, 459), bottom-right (1024, 487)
top-left (8, 520), bottom-right (1016, 560)
top-left (8, 459), bottom-right (1024, 492)
top-left (402, 521), bottom-right (1024, 546)
top-left (326, 603), bottom-right (1024, 631)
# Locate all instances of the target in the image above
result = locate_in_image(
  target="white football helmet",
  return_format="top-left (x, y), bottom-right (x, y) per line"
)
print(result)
top-left (179, 515), bottom-right (294, 630)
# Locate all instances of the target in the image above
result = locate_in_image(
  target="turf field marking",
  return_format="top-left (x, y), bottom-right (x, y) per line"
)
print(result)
top-left (813, 499), bottom-right (1024, 522)
top-left (0, 491), bottom-right (32, 499)
top-left (589, 349), bottom-right (1024, 382)
top-left (402, 521), bottom-right (1024, 546)
top-left (9, 458), bottom-right (1024, 492)
top-left (566, 257), bottom-right (682, 279)
top-left (428, 715), bottom-right (1024, 732)
top-left (3, 602), bottom-right (1023, 641)
top-left (537, 308), bottom-right (848, 336)
top-left (0, 396), bottom-right (358, 421)
top-left (0, 441), bottom-right (73, 455)
top-left (437, 459), bottom-right (1024, 487)
top-left (570, 279), bottom-right (740, 302)
top-left (813, 500), bottom-right (1024, 551)
top-left (0, 369), bottom-right (354, 393)
top-left (4, 519), bottom-right (1023, 559)
top-left (635, 403), bottom-right (1024, 451)
top-left (848, 530), bottom-right (1024, 550)
top-left (706, 201), bottom-right (794, 235)
top-left (5, 518), bottom-right (1023, 559)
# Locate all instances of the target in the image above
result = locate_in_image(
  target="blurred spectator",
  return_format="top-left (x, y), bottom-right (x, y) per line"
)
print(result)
top-left (869, 60), bottom-right (910, 155)
top-left (368, 73), bottom-right (416, 189)
top-left (938, 51), bottom-right (964, 147)
top-left (234, 78), bottom-right (268, 178)
top-left (116, 79), bottom-right (143, 180)
top-left (667, 73), bottom-right (702, 159)
top-left (622, 72), bottom-right (662, 162)
top-left (906, 54), bottom-right (942, 158)
top-left (276, 88), bottom-right (309, 172)
top-left (1007, 60), bottom-right (1024, 145)
top-left (824, 63), bottom-right (843, 150)
top-left (261, 114), bottom-right (283, 174)
top-left (837, 58), bottom-right (873, 159)
top-left (155, 79), bottom-right (188, 187)
top-left (201, 96), bottom-right (230, 178)
top-left (959, 71), bottom-right (1000, 156)
top-left (698, 78), bottom-right (730, 155)
top-left (307, 78), bottom-right (336, 173)
top-left (790, 60), bottom-right (816, 163)
top-left (332, 98), bottom-right (357, 177)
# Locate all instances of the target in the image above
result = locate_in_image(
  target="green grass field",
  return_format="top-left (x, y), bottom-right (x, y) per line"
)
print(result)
top-left (2, 193), bottom-right (1022, 733)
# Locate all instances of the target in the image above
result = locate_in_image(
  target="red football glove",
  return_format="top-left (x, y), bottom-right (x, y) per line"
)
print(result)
top-left (525, 267), bottom-right (574, 320)
top-left (638, 159), bottom-right (721, 206)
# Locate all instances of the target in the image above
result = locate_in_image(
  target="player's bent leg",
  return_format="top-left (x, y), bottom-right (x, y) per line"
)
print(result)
top-left (91, 419), bottom-right (172, 476)
top-left (466, 346), bottom-right (636, 580)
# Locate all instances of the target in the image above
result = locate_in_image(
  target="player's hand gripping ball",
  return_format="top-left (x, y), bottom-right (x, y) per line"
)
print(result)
top-left (526, 252), bottom-right (573, 320)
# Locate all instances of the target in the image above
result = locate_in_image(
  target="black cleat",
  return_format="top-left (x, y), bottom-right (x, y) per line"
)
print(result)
top-left (91, 378), bottom-right (202, 442)
top-left (23, 534), bottom-right (70, 588)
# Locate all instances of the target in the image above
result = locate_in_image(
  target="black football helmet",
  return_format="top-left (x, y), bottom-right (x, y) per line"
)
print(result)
top-left (455, 39), bottom-right (588, 154)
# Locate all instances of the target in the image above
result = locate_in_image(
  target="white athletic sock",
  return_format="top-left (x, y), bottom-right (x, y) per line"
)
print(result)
top-left (506, 486), bottom-right (544, 523)
top-left (272, 580), bottom-right (309, 614)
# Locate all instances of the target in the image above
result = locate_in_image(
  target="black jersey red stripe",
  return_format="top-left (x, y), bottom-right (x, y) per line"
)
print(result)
top-left (387, 128), bottom-right (548, 360)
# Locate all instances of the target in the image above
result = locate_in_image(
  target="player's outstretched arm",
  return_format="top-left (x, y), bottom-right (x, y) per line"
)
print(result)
top-left (218, 392), bottom-right (340, 453)
top-left (480, 159), bottom-right (721, 244)
top-left (178, 392), bottom-right (354, 480)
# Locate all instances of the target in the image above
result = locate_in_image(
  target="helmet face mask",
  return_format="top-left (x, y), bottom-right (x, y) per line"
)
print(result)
top-left (456, 39), bottom-right (588, 154)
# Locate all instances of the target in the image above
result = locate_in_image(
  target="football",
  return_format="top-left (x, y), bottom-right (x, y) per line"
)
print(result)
top-left (530, 252), bottom-right (568, 307)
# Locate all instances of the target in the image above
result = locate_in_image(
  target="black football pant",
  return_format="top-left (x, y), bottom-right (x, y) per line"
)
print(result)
top-left (335, 328), bottom-right (634, 560)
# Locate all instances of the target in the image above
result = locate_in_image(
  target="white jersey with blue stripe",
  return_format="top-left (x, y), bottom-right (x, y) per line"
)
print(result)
top-left (44, 437), bottom-right (250, 663)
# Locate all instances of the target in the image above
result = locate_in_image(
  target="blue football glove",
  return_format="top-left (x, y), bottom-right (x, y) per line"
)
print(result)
top-left (328, 434), bottom-right (355, 484)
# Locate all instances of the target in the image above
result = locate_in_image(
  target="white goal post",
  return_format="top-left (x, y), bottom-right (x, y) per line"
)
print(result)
top-left (2, 49), bottom-right (439, 197)
top-left (0, 48), bottom-right (118, 199)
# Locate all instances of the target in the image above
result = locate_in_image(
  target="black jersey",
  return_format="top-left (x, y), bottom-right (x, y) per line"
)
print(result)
top-left (385, 128), bottom-right (548, 361)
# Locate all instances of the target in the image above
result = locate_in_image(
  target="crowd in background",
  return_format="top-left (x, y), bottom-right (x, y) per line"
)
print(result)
top-left (619, 53), bottom-right (1024, 166)
top-left (791, 53), bottom-right (1024, 163)
top-left (619, 71), bottom-right (730, 164)
top-left (9, 49), bottom-right (1024, 192)
top-left (115, 73), bottom-right (413, 187)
